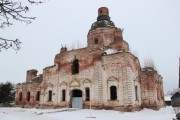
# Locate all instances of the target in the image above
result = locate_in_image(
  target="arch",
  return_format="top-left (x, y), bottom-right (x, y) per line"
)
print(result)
top-left (72, 59), bottom-right (79, 74)
top-left (107, 77), bottom-right (119, 100)
top-left (110, 86), bottom-right (117, 100)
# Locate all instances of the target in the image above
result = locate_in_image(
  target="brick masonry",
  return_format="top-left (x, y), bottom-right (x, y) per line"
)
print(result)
top-left (15, 7), bottom-right (165, 111)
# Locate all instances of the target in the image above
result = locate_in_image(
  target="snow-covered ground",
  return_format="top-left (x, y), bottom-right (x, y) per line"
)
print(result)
top-left (0, 106), bottom-right (176, 120)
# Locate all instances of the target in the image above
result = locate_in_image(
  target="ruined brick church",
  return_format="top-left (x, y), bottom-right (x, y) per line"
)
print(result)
top-left (15, 7), bottom-right (165, 111)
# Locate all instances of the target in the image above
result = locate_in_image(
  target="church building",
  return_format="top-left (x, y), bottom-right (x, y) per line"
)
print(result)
top-left (15, 7), bottom-right (165, 111)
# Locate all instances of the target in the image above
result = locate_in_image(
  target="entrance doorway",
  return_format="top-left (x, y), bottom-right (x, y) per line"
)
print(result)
top-left (71, 89), bottom-right (82, 109)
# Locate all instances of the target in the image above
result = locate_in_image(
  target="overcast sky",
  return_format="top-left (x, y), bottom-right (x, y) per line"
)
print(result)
top-left (0, 0), bottom-right (180, 93)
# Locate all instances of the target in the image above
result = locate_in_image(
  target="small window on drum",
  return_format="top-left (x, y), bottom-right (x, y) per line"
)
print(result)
top-left (94, 39), bottom-right (98, 44)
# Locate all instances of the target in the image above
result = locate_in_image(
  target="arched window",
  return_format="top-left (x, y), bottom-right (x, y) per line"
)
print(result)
top-left (94, 39), bottom-right (98, 44)
top-left (135, 86), bottom-right (138, 101)
top-left (85, 87), bottom-right (90, 101)
top-left (19, 92), bottom-right (22, 101)
top-left (62, 90), bottom-right (66, 101)
top-left (48, 90), bottom-right (52, 101)
top-left (36, 91), bottom-right (40, 101)
top-left (72, 59), bottom-right (79, 74)
top-left (110, 86), bottom-right (117, 100)
top-left (26, 91), bottom-right (30, 102)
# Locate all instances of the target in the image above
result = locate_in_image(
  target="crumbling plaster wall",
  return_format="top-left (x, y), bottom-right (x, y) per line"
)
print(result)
top-left (41, 47), bottom-right (104, 107)
top-left (141, 68), bottom-right (165, 109)
top-left (101, 52), bottom-right (142, 110)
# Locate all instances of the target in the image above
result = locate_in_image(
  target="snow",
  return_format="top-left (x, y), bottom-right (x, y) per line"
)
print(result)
top-left (104, 49), bottom-right (119, 55)
top-left (0, 106), bottom-right (176, 120)
top-left (165, 95), bottom-right (172, 101)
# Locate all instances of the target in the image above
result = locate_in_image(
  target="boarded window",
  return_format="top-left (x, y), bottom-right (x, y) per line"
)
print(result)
top-left (135, 86), bottom-right (138, 101)
top-left (62, 90), bottom-right (66, 101)
top-left (110, 86), bottom-right (117, 100)
top-left (48, 90), bottom-right (52, 101)
top-left (26, 91), bottom-right (30, 102)
top-left (36, 91), bottom-right (40, 101)
top-left (72, 59), bottom-right (79, 74)
top-left (19, 92), bottom-right (22, 101)
top-left (85, 88), bottom-right (90, 101)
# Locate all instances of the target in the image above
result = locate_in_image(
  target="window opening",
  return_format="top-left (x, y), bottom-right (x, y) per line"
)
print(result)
top-left (62, 90), bottom-right (66, 101)
top-left (85, 88), bottom-right (90, 101)
top-left (94, 39), bottom-right (98, 44)
top-left (110, 86), bottom-right (117, 100)
top-left (26, 91), bottom-right (30, 102)
top-left (36, 91), bottom-right (40, 101)
top-left (135, 86), bottom-right (138, 101)
top-left (19, 92), bottom-right (22, 101)
top-left (72, 59), bottom-right (79, 74)
top-left (48, 90), bottom-right (52, 101)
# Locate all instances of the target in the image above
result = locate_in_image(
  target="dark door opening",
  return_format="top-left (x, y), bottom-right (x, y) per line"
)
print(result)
top-left (71, 89), bottom-right (82, 108)
top-left (110, 86), bottom-right (117, 100)
top-left (72, 89), bottom-right (82, 97)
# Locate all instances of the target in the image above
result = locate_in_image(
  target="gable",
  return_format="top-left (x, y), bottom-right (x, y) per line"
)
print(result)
top-left (69, 78), bottom-right (81, 87)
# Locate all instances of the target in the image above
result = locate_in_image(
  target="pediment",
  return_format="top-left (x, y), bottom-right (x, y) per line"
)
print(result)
top-left (60, 81), bottom-right (67, 86)
top-left (83, 79), bottom-right (91, 83)
top-left (69, 78), bottom-right (80, 87)
top-left (48, 83), bottom-right (53, 88)
top-left (107, 76), bottom-right (118, 81)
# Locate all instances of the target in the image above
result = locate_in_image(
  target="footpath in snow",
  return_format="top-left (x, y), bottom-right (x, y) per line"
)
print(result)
top-left (0, 106), bottom-right (176, 120)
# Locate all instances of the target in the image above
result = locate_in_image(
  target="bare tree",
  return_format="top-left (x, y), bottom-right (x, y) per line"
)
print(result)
top-left (0, 0), bottom-right (44, 52)
top-left (143, 57), bottom-right (156, 70)
top-left (68, 39), bottom-right (86, 51)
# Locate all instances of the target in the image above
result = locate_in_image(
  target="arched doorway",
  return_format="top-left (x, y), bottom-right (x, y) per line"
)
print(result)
top-left (71, 89), bottom-right (82, 109)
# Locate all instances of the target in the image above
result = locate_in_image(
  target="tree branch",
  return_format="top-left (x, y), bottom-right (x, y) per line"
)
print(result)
top-left (0, 37), bottom-right (21, 52)
top-left (0, 0), bottom-right (44, 52)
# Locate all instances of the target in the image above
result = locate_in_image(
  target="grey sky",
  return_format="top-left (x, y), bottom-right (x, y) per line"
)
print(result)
top-left (0, 0), bottom-right (180, 93)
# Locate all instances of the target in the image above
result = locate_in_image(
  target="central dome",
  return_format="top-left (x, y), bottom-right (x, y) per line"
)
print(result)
top-left (91, 7), bottom-right (115, 29)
